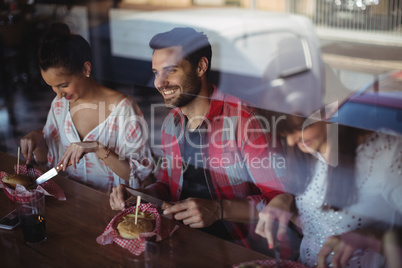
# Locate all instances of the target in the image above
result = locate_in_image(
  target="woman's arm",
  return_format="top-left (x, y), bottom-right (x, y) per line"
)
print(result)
top-left (95, 145), bottom-right (130, 181)
top-left (57, 141), bottom-right (131, 181)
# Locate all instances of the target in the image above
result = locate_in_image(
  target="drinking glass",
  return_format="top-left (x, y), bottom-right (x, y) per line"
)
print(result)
top-left (130, 241), bottom-right (160, 268)
top-left (15, 190), bottom-right (46, 245)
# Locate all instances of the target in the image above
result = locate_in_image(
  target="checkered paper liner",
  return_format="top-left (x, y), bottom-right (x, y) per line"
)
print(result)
top-left (233, 259), bottom-right (309, 268)
top-left (96, 203), bottom-right (179, 255)
top-left (0, 165), bottom-right (66, 201)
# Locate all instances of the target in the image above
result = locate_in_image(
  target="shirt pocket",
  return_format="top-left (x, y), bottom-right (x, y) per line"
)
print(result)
top-left (207, 151), bottom-right (251, 188)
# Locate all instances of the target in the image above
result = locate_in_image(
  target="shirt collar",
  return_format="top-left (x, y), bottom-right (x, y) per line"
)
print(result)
top-left (204, 84), bottom-right (224, 121)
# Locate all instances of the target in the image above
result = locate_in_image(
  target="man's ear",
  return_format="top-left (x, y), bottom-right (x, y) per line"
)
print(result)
top-left (197, 57), bottom-right (208, 76)
top-left (83, 61), bottom-right (92, 77)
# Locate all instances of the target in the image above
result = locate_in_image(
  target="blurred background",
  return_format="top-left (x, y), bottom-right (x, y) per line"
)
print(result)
top-left (1, 0), bottom-right (401, 157)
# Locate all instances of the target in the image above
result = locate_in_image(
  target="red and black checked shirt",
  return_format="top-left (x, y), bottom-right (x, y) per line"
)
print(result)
top-left (148, 86), bottom-right (286, 249)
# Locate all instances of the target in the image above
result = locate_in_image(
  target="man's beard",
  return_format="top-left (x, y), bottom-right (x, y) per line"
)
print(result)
top-left (164, 69), bottom-right (201, 108)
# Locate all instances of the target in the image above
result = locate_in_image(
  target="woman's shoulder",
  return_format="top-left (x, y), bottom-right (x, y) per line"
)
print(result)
top-left (106, 91), bottom-right (143, 116)
top-left (360, 131), bottom-right (402, 148)
top-left (100, 87), bottom-right (130, 105)
top-left (357, 131), bottom-right (402, 161)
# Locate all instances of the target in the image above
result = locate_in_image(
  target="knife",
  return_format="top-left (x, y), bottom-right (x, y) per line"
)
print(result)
top-left (272, 221), bottom-right (281, 268)
top-left (35, 163), bottom-right (64, 185)
top-left (124, 186), bottom-right (172, 218)
top-left (274, 240), bottom-right (281, 268)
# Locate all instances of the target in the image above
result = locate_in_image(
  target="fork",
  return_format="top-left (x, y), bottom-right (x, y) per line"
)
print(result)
top-left (26, 164), bottom-right (37, 187)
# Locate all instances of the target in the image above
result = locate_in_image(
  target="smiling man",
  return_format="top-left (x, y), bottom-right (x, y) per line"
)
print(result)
top-left (110, 27), bottom-right (289, 253)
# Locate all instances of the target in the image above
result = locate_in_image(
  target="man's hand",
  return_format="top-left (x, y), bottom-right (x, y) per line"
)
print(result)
top-left (110, 184), bottom-right (128, 211)
top-left (163, 198), bottom-right (220, 228)
top-left (255, 194), bottom-right (295, 249)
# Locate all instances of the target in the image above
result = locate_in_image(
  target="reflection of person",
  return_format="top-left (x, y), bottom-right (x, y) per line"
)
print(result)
top-left (20, 23), bottom-right (153, 192)
top-left (255, 112), bottom-right (402, 267)
top-left (110, 27), bottom-right (287, 251)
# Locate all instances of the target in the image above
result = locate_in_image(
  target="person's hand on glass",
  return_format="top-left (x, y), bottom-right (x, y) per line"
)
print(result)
top-left (255, 194), bottom-right (296, 249)
top-left (317, 229), bottom-right (382, 268)
top-left (163, 197), bottom-right (220, 228)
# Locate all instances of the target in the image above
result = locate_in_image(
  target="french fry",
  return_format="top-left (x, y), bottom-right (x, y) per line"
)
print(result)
top-left (123, 212), bottom-right (155, 221)
top-left (134, 196), bottom-right (141, 225)
top-left (17, 147), bottom-right (20, 175)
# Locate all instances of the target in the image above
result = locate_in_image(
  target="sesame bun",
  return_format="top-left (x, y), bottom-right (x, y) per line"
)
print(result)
top-left (2, 174), bottom-right (32, 188)
top-left (117, 217), bottom-right (154, 240)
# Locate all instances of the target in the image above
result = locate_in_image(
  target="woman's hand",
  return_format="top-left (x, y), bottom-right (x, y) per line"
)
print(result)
top-left (58, 141), bottom-right (102, 169)
top-left (255, 194), bottom-right (296, 249)
top-left (20, 130), bottom-right (47, 164)
top-left (317, 229), bottom-right (382, 268)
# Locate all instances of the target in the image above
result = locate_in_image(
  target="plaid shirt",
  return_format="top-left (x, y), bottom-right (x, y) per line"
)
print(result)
top-left (148, 86), bottom-right (286, 249)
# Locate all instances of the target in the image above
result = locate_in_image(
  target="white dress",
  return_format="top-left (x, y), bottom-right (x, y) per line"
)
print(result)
top-left (42, 96), bottom-right (153, 192)
top-left (297, 132), bottom-right (402, 267)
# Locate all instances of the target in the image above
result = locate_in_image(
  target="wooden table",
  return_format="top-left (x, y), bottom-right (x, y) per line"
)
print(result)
top-left (0, 151), bottom-right (270, 267)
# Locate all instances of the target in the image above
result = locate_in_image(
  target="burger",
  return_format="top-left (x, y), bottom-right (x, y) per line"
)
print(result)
top-left (2, 173), bottom-right (33, 188)
top-left (117, 211), bottom-right (155, 240)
